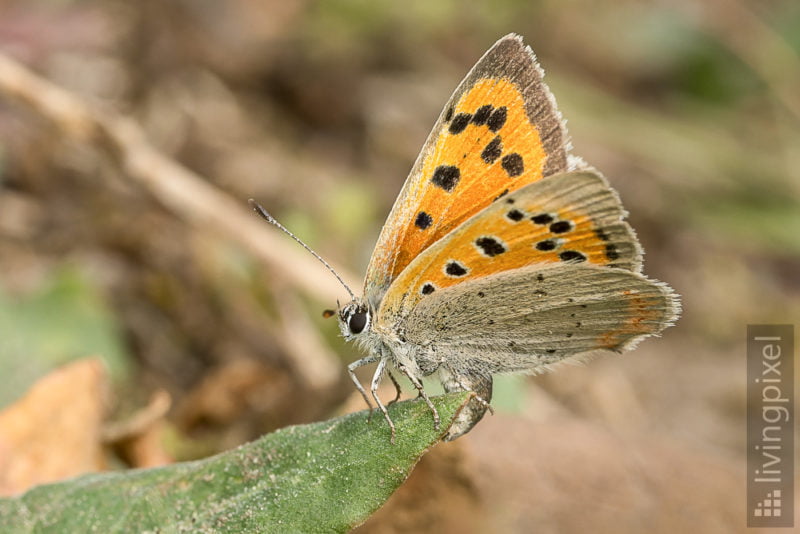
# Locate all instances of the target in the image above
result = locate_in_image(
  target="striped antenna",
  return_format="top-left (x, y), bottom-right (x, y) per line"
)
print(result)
top-left (248, 199), bottom-right (356, 301)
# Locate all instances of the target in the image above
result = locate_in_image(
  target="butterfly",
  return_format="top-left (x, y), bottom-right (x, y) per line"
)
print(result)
top-left (253, 34), bottom-right (679, 442)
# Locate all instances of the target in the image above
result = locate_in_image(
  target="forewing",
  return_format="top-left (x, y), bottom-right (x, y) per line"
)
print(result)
top-left (364, 34), bottom-right (576, 305)
top-left (400, 263), bottom-right (679, 374)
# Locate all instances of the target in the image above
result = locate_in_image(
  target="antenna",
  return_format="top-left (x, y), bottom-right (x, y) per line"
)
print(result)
top-left (248, 199), bottom-right (357, 301)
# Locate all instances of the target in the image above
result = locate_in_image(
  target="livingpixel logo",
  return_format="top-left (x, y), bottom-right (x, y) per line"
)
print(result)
top-left (747, 325), bottom-right (794, 528)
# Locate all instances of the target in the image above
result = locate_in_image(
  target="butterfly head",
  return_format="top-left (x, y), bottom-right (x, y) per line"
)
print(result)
top-left (338, 299), bottom-right (371, 340)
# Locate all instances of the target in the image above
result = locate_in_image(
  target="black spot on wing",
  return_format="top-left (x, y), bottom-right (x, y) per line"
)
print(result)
top-left (471, 105), bottom-right (493, 125)
top-left (531, 213), bottom-right (554, 225)
top-left (431, 165), bottom-right (461, 192)
top-left (487, 106), bottom-right (507, 132)
top-left (449, 113), bottom-right (471, 134)
top-left (506, 209), bottom-right (525, 222)
top-left (559, 250), bottom-right (587, 262)
top-left (414, 211), bottom-right (433, 229)
top-left (549, 221), bottom-right (573, 234)
top-left (475, 236), bottom-right (507, 257)
top-left (445, 260), bottom-right (468, 277)
top-left (481, 136), bottom-right (502, 164)
top-left (501, 153), bottom-right (524, 177)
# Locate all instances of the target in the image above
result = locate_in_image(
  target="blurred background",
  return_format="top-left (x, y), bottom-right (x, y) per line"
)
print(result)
top-left (0, 0), bottom-right (798, 532)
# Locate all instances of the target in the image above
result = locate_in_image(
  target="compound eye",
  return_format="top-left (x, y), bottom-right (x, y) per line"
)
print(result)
top-left (348, 310), bottom-right (368, 334)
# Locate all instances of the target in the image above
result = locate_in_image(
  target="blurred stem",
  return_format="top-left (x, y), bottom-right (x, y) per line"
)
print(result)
top-left (0, 52), bottom-right (357, 306)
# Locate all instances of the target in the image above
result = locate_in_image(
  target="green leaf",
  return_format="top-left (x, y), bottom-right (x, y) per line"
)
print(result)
top-left (0, 392), bottom-right (470, 533)
top-left (0, 268), bottom-right (131, 407)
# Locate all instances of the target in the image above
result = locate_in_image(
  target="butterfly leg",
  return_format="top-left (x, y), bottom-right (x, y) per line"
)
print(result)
top-left (370, 357), bottom-right (396, 443)
top-left (348, 354), bottom-right (379, 419)
top-left (397, 364), bottom-right (440, 432)
top-left (386, 370), bottom-right (402, 406)
top-left (439, 367), bottom-right (493, 441)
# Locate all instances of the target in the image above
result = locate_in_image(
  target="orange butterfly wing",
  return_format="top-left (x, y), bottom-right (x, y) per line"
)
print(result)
top-left (377, 170), bottom-right (643, 319)
top-left (364, 34), bottom-right (577, 305)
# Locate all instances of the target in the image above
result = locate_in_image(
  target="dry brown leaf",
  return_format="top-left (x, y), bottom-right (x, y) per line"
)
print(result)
top-left (0, 357), bottom-right (108, 496)
top-left (103, 389), bottom-right (173, 469)
top-left (175, 358), bottom-right (292, 431)
top-left (113, 419), bottom-right (173, 469)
